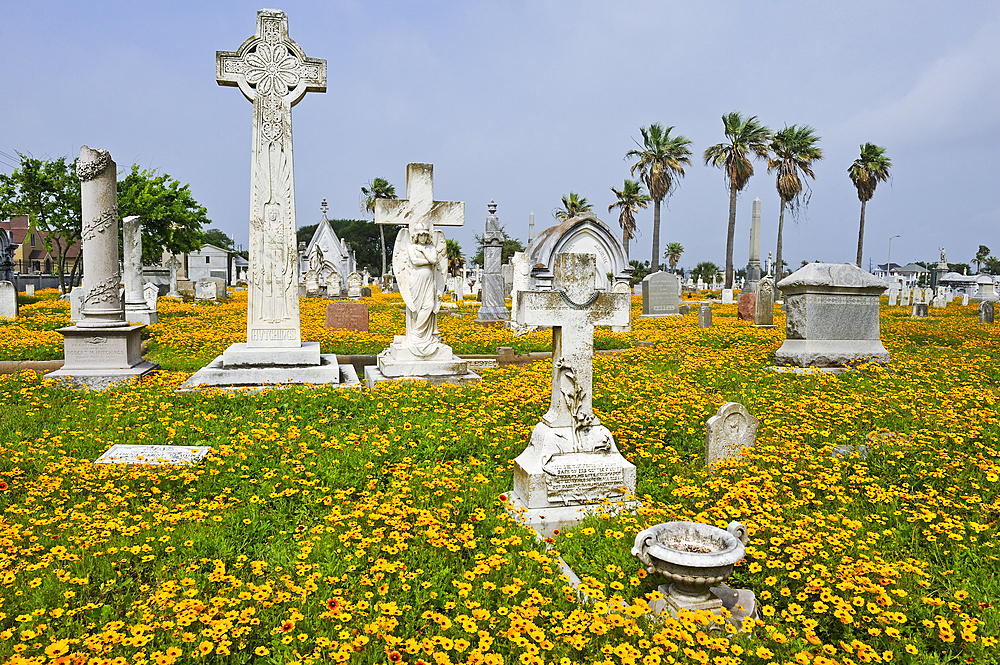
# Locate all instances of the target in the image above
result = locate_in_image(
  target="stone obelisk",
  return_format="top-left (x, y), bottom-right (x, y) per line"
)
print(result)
top-left (46, 147), bottom-right (158, 389)
top-left (477, 201), bottom-right (509, 323)
top-left (742, 198), bottom-right (762, 294)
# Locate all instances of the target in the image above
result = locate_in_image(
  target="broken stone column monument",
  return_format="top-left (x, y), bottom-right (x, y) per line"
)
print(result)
top-left (45, 146), bottom-right (158, 389)
top-left (122, 216), bottom-right (157, 325)
top-left (508, 252), bottom-right (635, 534)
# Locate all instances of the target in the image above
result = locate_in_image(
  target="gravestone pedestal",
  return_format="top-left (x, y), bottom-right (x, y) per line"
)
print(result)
top-left (476, 201), bottom-right (509, 323)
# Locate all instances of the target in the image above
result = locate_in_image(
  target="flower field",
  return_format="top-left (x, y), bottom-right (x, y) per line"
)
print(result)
top-left (1, 292), bottom-right (998, 665)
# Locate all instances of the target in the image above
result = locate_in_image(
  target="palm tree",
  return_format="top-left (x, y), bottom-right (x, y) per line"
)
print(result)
top-left (975, 245), bottom-right (991, 273)
top-left (664, 242), bottom-right (684, 272)
top-left (768, 125), bottom-right (823, 283)
top-left (626, 124), bottom-right (692, 273)
top-left (848, 143), bottom-right (892, 267)
top-left (445, 238), bottom-right (464, 276)
top-left (360, 177), bottom-right (397, 276)
top-left (553, 192), bottom-right (593, 221)
top-left (703, 112), bottom-right (771, 288)
top-left (607, 180), bottom-right (650, 260)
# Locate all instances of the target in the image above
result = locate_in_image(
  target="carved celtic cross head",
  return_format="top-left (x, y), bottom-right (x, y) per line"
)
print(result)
top-left (216, 9), bottom-right (326, 107)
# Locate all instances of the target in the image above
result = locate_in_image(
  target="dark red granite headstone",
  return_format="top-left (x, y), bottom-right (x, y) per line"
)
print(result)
top-left (325, 302), bottom-right (369, 331)
top-left (737, 292), bottom-right (756, 321)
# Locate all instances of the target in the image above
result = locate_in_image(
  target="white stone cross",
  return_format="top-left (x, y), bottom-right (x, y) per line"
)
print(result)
top-left (375, 163), bottom-right (464, 232)
top-left (217, 9), bottom-right (326, 348)
top-left (517, 253), bottom-right (630, 429)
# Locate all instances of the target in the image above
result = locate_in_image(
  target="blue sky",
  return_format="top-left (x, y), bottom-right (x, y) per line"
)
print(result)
top-left (3, 1), bottom-right (998, 273)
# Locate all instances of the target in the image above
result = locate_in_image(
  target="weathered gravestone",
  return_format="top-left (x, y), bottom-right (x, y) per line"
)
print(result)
top-left (69, 286), bottom-right (84, 322)
top-left (640, 271), bottom-right (680, 317)
top-left (962, 293), bottom-right (969, 306)
top-left (775, 263), bottom-right (889, 369)
top-left (980, 301), bottom-right (994, 324)
top-left (95, 444), bottom-right (212, 466)
top-left (195, 279), bottom-right (217, 301)
top-left (888, 286), bottom-right (898, 306)
top-left (325, 301), bottom-right (369, 331)
top-left (912, 303), bottom-right (928, 318)
top-left (347, 271), bottom-right (363, 299)
top-left (361, 286), bottom-right (372, 298)
top-left (900, 287), bottom-right (910, 307)
top-left (721, 289), bottom-right (734, 304)
top-left (737, 292), bottom-right (756, 321)
top-left (678, 303), bottom-right (691, 316)
top-left (142, 283), bottom-right (159, 325)
top-left (754, 276), bottom-right (775, 327)
top-left (698, 303), bottom-right (712, 328)
top-left (509, 253), bottom-right (634, 534)
top-left (122, 216), bottom-right (157, 325)
top-left (25, 284), bottom-right (35, 296)
top-left (0, 281), bottom-right (17, 319)
top-left (705, 402), bottom-right (758, 470)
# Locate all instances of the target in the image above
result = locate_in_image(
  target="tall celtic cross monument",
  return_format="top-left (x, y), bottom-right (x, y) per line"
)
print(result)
top-left (217, 8), bottom-right (326, 359)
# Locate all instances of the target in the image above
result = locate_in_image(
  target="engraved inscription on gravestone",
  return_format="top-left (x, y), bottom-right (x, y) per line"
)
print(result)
top-left (545, 463), bottom-right (626, 502)
top-left (95, 444), bottom-right (212, 466)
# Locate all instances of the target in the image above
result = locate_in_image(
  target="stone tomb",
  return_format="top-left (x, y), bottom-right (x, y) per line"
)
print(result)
top-left (95, 444), bottom-right (212, 466)
top-left (705, 402), bottom-right (758, 470)
top-left (325, 301), bottom-right (369, 331)
top-left (774, 263), bottom-right (889, 370)
top-left (181, 9), bottom-right (355, 391)
top-left (0, 281), bottom-right (16, 319)
top-left (639, 271), bottom-right (680, 317)
top-left (508, 253), bottom-right (635, 535)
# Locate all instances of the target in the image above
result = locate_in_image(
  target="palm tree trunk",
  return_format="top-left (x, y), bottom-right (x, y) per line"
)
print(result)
top-left (856, 199), bottom-right (867, 268)
top-left (623, 233), bottom-right (630, 261)
top-left (379, 225), bottom-right (387, 276)
top-left (774, 200), bottom-right (786, 286)
top-left (651, 199), bottom-right (661, 272)
top-left (724, 183), bottom-right (738, 289)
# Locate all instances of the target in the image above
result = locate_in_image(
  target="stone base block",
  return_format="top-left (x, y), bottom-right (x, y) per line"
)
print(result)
top-left (475, 306), bottom-right (510, 323)
top-left (752, 324), bottom-right (776, 329)
top-left (774, 339), bottom-right (889, 368)
top-left (771, 366), bottom-right (848, 375)
top-left (57, 324), bottom-right (147, 370)
top-left (647, 584), bottom-right (759, 631)
top-left (364, 365), bottom-right (481, 389)
top-left (377, 339), bottom-right (470, 377)
top-left (637, 313), bottom-right (680, 318)
top-left (179, 355), bottom-right (357, 392)
top-left (506, 495), bottom-right (641, 539)
top-left (223, 342), bottom-right (321, 367)
top-left (45, 361), bottom-right (159, 391)
top-left (124, 308), bottom-right (158, 326)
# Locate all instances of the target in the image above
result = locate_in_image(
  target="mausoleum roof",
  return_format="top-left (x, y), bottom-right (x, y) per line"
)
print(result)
top-left (777, 262), bottom-right (888, 291)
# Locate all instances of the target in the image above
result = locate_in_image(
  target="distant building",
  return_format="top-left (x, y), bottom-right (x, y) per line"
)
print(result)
top-left (874, 262), bottom-right (928, 287)
top-left (186, 244), bottom-right (233, 283)
top-left (0, 215), bottom-right (81, 274)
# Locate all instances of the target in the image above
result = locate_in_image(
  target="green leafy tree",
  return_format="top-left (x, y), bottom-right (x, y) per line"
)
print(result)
top-left (848, 143), bottom-right (892, 268)
top-left (663, 242), bottom-right (684, 272)
top-left (626, 124), bottom-right (692, 273)
top-left (974, 245), bottom-right (990, 273)
top-left (553, 192), bottom-right (593, 221)
top-left (472, 227), bottom-right (524, 267)
top-left (767, 125), bottom-right (823, 285)
top-left (296, 223), bottom-right (318, 246)
top-left (445, 238), bottom-right (464, 277)
top-left (608, 179), bottom-right (650, 260)
top-left (117, 165), bottom-right (210, 265)
top-left (201, 228), bottom-right (234, 250)
top-left (360, 177), bottom-right (397, 276)
top-left (703, 112), bottom-right (772, 288)
top-left (691, 261), bottom-right (721, 285)
top-left (0, 154), bottom-right (81, 293)
top-left (983, 256), bottom-right (1000, 275)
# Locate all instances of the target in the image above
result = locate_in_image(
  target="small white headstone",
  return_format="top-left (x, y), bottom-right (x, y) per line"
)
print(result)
top-left (705, 402), bottom-right (758, 469)
top-left (962, 293), bottom-right (970, 306)
top-left (95, 444), bottom-right (211, 466)
top-left (347, 271), bottom-right (363, 299)
top-left (0, 281), bottom-right (17, 319)
top-left (25, 284), bottom-right (35, 296)
top-left (900, 287), bottom-right (910, 307)
top-left (721, 288), bottom-right (734, 304)
top-left (195, 279), bottom-right (217, 301)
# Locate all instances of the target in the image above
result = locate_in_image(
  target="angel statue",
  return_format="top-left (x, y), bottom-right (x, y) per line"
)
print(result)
top-left (392, 218), bottom-right (448, 356)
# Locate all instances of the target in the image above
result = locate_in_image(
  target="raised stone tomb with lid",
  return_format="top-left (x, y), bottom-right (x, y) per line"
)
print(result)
top-left (509, 252), bottom-right (634, 532)
top-left (775, 262), bottom-right (889, 369)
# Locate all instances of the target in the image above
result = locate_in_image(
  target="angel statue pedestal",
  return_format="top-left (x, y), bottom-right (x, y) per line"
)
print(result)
top-left (506, 253), bottom-right (638, 538)
top-left (364, 163), bottom-right (480, 388)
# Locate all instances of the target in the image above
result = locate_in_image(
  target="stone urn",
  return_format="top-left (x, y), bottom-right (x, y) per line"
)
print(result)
top-left (632, 521), bottom-right (748, 612)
